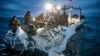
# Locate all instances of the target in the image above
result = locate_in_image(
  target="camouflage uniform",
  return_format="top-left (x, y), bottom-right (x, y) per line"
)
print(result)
top-left (24, 11), bottom-right (31, 25)
top-left (9, 16), bottom-right (21, 33)
top-left (27, 24), bottom-right (36, 40)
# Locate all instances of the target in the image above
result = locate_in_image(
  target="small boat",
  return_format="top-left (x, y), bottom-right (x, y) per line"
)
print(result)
top-left (3, 0), bottom-right (85, 56)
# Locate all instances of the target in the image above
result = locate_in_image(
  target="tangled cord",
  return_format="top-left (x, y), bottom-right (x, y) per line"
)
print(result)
top-left (9, 33), bottom-right (26, 55)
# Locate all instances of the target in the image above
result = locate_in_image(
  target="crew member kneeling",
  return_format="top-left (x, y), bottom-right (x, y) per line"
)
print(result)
top-left (27, 24), bottom-right (36, 40)
top-left (9, 16), bottom-right (21, 34)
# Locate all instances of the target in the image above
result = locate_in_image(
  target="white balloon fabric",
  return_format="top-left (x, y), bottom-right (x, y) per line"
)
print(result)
top-left (3, 24), bottom-right (76, 56)
top-left (4, 26), bottom-right (28, 50)
top-left (32, 25), bottom-right (76, 56)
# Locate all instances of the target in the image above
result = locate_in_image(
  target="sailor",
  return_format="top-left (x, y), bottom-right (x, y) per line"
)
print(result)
top-left (63, 12), bottom-right (68, 26)
top-left (24, 11), bottom-right (31, 26)
top-left (27, 24), bottom-right (36, 40)
top-left (9, 16), bottom-right (21, 33)
top-left (59, 11), bottom-right (68, 26)
top-left (35, 13), bottom-right (47, 28)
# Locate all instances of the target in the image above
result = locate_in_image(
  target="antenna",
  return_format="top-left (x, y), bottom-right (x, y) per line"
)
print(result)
top-left (68, 0), bottom-right (72, 6)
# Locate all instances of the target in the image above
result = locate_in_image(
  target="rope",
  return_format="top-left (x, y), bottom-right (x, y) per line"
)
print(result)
top-left (47, 30), bottom-right (54, 39)
top-left (10, 34), bottom-right (17, 48)
top-left (9, 33), bottom-right (26, 55)
top-left (39, 35), bottom-right (51, 42)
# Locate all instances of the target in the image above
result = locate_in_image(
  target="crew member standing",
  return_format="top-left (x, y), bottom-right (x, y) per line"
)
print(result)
top-left (24, 11), bottom-right (31, 26)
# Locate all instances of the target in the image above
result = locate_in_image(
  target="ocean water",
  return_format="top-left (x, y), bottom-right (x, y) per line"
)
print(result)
top-left (81, 17), bottom-right (100, 56)
top-left (84, 17), bottom-right (100, 39)
top-left (0, 17), bottom-right (100, 56)
top-left (0, 17), bottom-right (24, 39)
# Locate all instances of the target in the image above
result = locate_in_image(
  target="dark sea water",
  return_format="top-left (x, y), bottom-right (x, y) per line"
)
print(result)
top-left (0, 17), bottom-right (100, 56)
top-left (81, 17), bottom-right (100, 56)
top-left (0, 17), bottom-right (24, 39)
top-left (66, 17), bottom-right (100, 56)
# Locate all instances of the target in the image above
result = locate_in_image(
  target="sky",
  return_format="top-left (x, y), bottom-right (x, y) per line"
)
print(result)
top-left (0, 0), bottom-right (100, 17)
